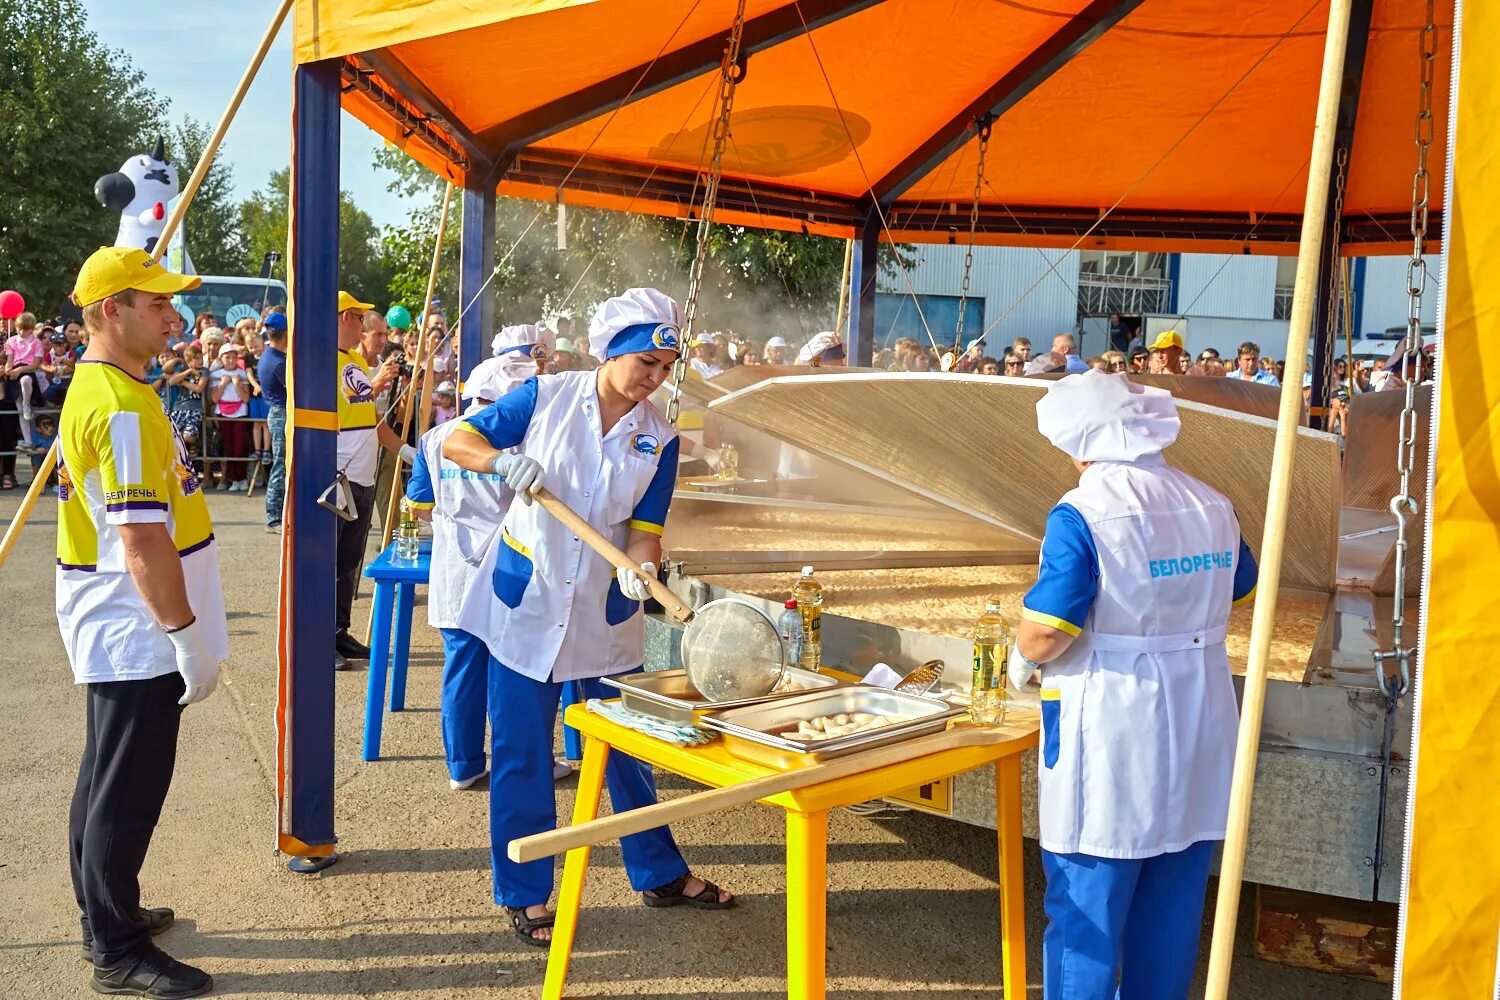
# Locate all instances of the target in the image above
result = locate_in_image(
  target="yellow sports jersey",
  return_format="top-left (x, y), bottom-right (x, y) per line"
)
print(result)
top-left (336, 347), bottom-right (380, 486)
top-left (55, 360), bottom-right (228, 683)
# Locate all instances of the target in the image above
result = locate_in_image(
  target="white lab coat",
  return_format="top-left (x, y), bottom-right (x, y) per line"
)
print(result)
top-left (1034, 456), bottom-right (1244, 859)
top-left (411, 420), bottom-right (513, 629)
top-left (457, 370), bottom-right (678, 682)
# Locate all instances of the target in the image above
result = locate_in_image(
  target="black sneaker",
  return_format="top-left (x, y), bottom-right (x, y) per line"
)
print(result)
top-left (82, 907), bottom-right (175, 960)
top-left (335, 631), bottom-right (370, 660)
top-left (90, 944), bottom-right (212, 997)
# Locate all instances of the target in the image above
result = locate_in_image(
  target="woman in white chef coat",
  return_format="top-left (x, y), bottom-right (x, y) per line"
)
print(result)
top-left (1007, 371), bottom-right (1258, 1000)
top-left (405, 331), bottom-right (553, 791)
top-left (443, 289), bottom-right (734, 946)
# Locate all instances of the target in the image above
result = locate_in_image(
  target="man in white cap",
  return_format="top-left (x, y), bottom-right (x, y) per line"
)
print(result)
top-left (1009, 370), bottom-right (1258, 999)
top-left (443, 288), bottom-right (734, 946)
top-left (762, 335), bottom-right (791, 365)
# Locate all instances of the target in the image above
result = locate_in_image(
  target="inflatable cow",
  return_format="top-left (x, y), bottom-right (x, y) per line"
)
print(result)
top-left (94, 138), bottom-right (195, 273)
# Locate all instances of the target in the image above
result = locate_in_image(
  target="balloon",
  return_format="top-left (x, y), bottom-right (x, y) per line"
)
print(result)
top-left (0, 290), bottom-right (25, 320)
top-left (385, 304), bottom-right (412, 331)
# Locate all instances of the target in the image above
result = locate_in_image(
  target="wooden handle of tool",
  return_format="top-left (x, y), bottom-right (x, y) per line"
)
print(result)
top-left (507, 720), bottom-right (1029, 863)
top-left (0, 440), bottom-right (58, 570)
top-left (531, 487), bottom-right (694, 622)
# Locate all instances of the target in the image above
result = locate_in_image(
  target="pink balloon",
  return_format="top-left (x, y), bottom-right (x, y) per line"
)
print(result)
top-left (0, 290), bottom-right (24, 320)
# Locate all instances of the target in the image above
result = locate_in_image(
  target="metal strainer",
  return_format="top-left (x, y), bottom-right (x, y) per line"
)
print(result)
top-left (680, 597), bottom-right (785, 701)
top-left (531, 487), bottom-right (786, 701)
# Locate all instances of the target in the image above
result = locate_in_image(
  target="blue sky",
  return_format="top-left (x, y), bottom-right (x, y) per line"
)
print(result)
top-left (81, 0), bottom-right (406, 233)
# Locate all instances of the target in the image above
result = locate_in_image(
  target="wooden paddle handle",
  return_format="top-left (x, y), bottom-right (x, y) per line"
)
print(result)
top-left (531, 486), bottom-right (694, 623)
top-left (507, 721), bottom-right (1028, 863)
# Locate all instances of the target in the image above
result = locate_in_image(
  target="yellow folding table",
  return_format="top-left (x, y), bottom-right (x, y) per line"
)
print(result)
top-left (542, 702), bottom-right (1040, 1000)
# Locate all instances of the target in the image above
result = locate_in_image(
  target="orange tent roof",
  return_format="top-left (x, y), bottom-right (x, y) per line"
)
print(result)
top-left (300, 0), bottom-right (1451, 254)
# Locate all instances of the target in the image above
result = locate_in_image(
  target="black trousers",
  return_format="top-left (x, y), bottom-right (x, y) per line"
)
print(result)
top-left (70, 672), bottom-right (185, 965)
top-left (334, 479), bottom-right (377, 633)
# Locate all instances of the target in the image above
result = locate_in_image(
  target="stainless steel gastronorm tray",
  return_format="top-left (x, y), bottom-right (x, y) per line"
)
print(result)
top-left (602, 668), bottom-right (843, 726)
top-left (699, 686), bottom-right (966, 767)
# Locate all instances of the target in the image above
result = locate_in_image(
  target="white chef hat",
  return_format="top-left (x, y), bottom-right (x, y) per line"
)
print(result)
top-left (796, 331), bottom-right (841, 364)
top-left (462, 356), bottom-right (533, 410)
top-left (491, 323), bottom-right (554, 358)
top-left (588, 288), bottom-right (683, 361)
top-left (1035, 370), bottom-right (1180, 463)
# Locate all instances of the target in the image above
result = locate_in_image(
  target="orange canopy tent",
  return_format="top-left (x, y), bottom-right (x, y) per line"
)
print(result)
top-left (297, 0), bottom-right (1448, 254)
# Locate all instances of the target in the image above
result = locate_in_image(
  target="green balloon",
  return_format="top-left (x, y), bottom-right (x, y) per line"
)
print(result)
top-left (385, 304), bottom-right (412, 330)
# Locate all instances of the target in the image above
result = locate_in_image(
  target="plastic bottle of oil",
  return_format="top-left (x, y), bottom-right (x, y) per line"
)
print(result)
top-left (396, 500), bottom-right (421, 562)
top-left (970, 599), bottom-right (1012, 726)
top-left (791, 566), bottom-right (823, 672)
top-left (717, 441), bottom-right (739, 481)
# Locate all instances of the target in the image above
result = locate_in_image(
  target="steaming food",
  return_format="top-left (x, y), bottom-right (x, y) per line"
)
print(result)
top-left (788, 712), bottom-right (893, 741)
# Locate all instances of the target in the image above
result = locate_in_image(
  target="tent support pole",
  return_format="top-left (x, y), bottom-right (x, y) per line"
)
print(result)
top-left (459, 182), bottom-right (497, 383)
top-left (1203, 0), bottom-right (1354, 992)
top-left (278, 57), bottom-right (343, 873)
top-left (846, 212), bottom-right (879, 367)
top-left (1308, 0), bottom-right (1375, 430)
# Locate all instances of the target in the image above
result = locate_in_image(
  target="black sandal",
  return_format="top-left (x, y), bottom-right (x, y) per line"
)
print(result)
top-left (642, 872), bottom-right (735, 910)
top-left (507, 905), bottom-right (555, 948)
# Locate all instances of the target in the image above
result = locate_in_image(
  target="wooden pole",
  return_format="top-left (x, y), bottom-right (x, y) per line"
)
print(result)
top-left (376, 182), bottom-right (453, 551)
top-left (834, 238), bottom-right (854, 339)
top-left (1203, 0), bottom-right (1354, 994)
top-left (152, 0), bottom-right (295, 264)
top-left (0, 0), bottom-right (291, 571)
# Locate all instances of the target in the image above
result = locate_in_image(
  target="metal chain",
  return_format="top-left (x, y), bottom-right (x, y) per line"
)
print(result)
top-left (1320, 148), bottom-right (1349, 414)
top-left (666, 0), bottom-right (747, 426)
top-left (952, 115), bottom-right (993, 358)
top-left (1373, 0), bottom-right (1436, 703)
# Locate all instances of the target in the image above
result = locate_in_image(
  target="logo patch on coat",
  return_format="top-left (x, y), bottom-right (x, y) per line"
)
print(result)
top-left (343, 363), bottom-right (374, 403)
top-left (650, 324), bottom-right (679, 351)
top-left (630, 433), bottom-right (660, 456)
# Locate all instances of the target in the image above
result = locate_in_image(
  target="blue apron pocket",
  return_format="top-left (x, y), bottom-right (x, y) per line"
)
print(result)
top-left (491, 529), bottom-right (533, 610)
top-left (604, 578), bottom-right (641, 626)
top-left (1040, 689), bottom-right (1061, 769)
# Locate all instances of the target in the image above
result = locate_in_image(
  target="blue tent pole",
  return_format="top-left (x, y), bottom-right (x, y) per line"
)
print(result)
top-left (846, 212), bottom-right (879, 366)
top-left (278, 58), bottom-right (341, 873)
top-left (458, 182), bottom-right (495, 382)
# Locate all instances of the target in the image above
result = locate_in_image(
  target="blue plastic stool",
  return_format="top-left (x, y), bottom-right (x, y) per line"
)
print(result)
top-left (362, 539), bottom-right (431, 761)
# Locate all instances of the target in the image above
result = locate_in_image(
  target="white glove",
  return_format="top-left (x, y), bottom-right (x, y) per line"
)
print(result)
top-left (701, 448), bottom-right (723, 471)
top-left (1007, 643), bottom-right (1040, 693)
top-left (166, 617), bottom-right (221, 706)
top-left (492, 453), bottom-right (543, 502)
top-left (617, 561), bottom-right (657, 601)
top-left (398, 443), bottom-right (417, 465)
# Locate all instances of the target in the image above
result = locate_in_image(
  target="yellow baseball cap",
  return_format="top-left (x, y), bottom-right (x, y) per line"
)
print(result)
top-left (72, 246), bottom-right (201, 307)
top-left (1148, 329), bottom-right (1184, 351)
top-left (338, 290), bottom-right (374, 313)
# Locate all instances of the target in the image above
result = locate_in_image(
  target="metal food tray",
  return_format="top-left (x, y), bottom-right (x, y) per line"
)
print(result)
top-left (602, 668), bottom-right (843, 726)
top-left (699, 687), bottom-right (966, 768)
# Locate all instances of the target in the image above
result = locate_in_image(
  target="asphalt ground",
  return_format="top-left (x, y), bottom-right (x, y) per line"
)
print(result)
top-left (0, 492), bottom-right (1388, 999)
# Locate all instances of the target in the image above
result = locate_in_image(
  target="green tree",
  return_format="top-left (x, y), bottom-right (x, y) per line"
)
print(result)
top-left (169, 115), bottom-right (244, 275)
top-left (0, 0), bottom-right (167, 310)
top-left (240, 168), bottom-right (394, 302)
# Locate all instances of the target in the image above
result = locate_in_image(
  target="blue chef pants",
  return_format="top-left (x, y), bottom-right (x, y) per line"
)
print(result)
top-left (439, 628), bottom-right (490, 784)
top-left (488, 658), bottom-right (689, 908)
top-left (1041, 840), bottom-right (1217, 1000)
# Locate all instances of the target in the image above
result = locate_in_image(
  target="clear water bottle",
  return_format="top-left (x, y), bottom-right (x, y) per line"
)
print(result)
top-left (777, 599), bottom-right (805, 671)
top-left (970, 598), bottom-right (1013, 726)
top-left (396, 501), bottom-right (420, 562)
top-left (791, 566), bottom-right (823, 672)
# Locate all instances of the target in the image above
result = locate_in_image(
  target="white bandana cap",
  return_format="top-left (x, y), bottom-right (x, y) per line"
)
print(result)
top-left (1035, 370), bottom-right (1181, 463)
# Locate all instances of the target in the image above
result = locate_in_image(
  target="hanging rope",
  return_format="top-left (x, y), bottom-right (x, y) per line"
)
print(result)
top-left (665, 0), bottom-right (747, 426)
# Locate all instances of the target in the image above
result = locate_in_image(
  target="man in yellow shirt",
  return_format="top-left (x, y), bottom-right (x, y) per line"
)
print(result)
top-left (333, 290), bottom-right (414, 668)
top-left (61, 247), bottom-right (230, 998)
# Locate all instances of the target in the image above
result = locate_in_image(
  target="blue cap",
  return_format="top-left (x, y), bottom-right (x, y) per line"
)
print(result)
top-left (605, 321), bottom-right (680, 360)
top-left (263, 312), bottom-right (287, 332)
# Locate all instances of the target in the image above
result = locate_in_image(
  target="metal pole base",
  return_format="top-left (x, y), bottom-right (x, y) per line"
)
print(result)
top-left (287, 853), bottom-right (340, 875)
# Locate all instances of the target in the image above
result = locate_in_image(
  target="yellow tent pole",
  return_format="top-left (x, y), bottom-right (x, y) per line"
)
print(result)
top-left (152, 0), bottom-right (295, 263)
top-left (1203, 0), bottom-right (1354, 994)
top-left (834, 238), bottom-right (854, 339)
top-left (376, 181), bottom-right (454, 552)
top-left (0, 0), bottom-right (292, 573)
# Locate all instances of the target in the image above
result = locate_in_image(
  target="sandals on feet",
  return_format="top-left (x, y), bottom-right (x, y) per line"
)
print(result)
top-left (642, 872), bottom-right (735, 910)
top-left (507, 906), bottom-right (555, 948)
top-left (0, 476), bottom-right (14, 490)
